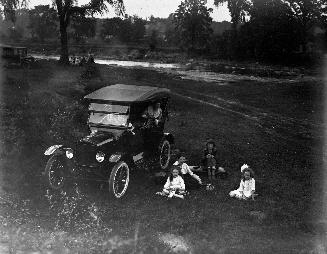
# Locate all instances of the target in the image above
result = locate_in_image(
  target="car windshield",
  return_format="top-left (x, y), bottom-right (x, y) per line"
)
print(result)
top-left (88, 103), bottom-right (129, 127)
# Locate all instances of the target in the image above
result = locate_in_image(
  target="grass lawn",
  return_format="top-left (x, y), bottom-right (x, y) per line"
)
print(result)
top-left (0, 61), bottom-right (325, 253)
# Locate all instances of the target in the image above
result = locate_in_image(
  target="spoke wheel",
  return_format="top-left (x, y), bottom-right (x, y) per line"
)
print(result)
top-left (45, 155), bottom-right (65, 190)
top-left (109, 161), bottom-right (130, 199)
top-left (159, 139), bottom-right (171, 170)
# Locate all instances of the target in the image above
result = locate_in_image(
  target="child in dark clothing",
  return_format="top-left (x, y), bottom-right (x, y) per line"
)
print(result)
top-left (202, 140), bottom-right (226, 180)
top-left (203, 140), bottom-right (217, 180)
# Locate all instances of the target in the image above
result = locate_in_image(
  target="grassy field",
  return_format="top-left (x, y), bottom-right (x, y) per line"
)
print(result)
top-left (0, 60), bottom-right (325, 253)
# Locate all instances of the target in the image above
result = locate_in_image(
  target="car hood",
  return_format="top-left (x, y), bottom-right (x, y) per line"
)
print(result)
top-left (81, 131), bottom-right (117, 147)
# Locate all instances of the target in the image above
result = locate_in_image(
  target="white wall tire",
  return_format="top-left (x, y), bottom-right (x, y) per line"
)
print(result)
top-left (159, 140), bottom-right (171, 170)
top-left (108, 161), bottom-right (130, 199)
top-left (44, 155), bottom-right (65, 190)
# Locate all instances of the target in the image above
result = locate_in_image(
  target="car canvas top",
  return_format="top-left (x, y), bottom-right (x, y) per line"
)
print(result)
top-left (84, 84), bottom-right (170, 104)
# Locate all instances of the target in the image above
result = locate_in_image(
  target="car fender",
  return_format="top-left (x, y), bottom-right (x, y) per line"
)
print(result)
top-left (164, 133), bottom-right (174, 144)
top-left (44, 145), bottom-right (64, 156)
top-left (112, 152), bottom-right (135, 168)
top-left (107, 152), bottom-right (128, 162)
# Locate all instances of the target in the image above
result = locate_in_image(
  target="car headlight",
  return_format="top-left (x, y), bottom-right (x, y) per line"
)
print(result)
top-left (96, 151), bottom-right (105, 162)
top-left (109, 154), bottom-right (121, 163)
top-left (65, 149), bottom-right (74, 159)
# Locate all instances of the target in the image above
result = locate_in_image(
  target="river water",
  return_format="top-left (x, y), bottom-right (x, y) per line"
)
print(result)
top-left (32, 54), bottom-right (181, 69)
top-left (32, 54), bottom-right (293, 84)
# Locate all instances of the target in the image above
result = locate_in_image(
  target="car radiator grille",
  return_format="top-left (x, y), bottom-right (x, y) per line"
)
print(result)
top-left (75, 143), bottom-right (97, 166)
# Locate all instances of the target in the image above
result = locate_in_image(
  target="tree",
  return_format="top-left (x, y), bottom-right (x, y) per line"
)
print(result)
top-left (213, 0), bottom-right (251, 59)
top-left (7, 25), bottom-right (23, 40)
top-left (101, 17), bottom-right (122, 41)
top-left (101, 15), bottom-right (145, 43)
top-left (173, 0), bottom-right (213, 53)
top-left (214, 0), bottom-right (251, 31)
top-left (0, 0), bottom-right (27, 22)
top-left (132, 16), bottom-right (146, 42)
top-left (0, 0), bottom-right (124, 64)
top-left (70, 15), bottom-right (96, 43)
top-left (283, 0), bottom-right (326, 52)
top-left (148, 29), bottom-right (158, 50)
top-left (245, 0), bottom-right (300, 61)
top-left (0, 7), bottom-right (29, 41)
top-left (101, 17), bottom-right (132, 42)
top-left (53, 0), bottom-right (124, 64)
top-left (28, 5), bottom-right (57, 42)
top-left (118, 16), bottom-right (133, 42)
top-left (164, 13), bottom-right (179, 46)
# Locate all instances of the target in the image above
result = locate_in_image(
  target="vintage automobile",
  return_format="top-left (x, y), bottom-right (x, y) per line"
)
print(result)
top-left (0, 44), bottom-right (35, 67)
top-left (44, 84), bottom-right (174, 198)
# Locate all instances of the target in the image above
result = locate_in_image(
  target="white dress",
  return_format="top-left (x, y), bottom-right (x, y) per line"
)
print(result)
top-left (163, 175), bottom-right (185, 191)
top-left (229, 178), bottom-right (255, 199)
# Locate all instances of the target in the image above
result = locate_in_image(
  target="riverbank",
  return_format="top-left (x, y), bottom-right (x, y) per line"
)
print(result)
top-left (32, 53), bottom-right (321, 83)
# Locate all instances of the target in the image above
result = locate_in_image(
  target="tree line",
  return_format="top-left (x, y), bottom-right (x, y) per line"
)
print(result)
top-left (0, 0), bottom-right (326, 64)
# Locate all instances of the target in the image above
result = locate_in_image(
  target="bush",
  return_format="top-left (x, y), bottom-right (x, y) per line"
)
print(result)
top-left (46, 101), bottom-right (87, 144)
top-left (46, 185), bottom-right (102, 231)
top-left (0, 75), bottom-right (88, 191)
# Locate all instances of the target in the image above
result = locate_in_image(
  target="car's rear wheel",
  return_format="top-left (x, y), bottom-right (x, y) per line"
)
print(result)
top-left (109, 161), bottom-right (130, 199)
top-left (45, 155), bottom-right (66, 190)
top-left (159, 139), bottom-right (171, 170)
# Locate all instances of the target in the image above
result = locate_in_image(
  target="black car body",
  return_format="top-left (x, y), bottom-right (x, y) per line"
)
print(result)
top-left (44, 84), bottom-right (174, 198)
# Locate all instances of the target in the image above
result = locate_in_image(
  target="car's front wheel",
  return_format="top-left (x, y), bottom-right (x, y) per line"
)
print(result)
top-left (159, 139), bottom-right (171, 170)
top-left (108, 161), bottom-right (130, 199)
top-left (45, 155), bottom-right (66, 190)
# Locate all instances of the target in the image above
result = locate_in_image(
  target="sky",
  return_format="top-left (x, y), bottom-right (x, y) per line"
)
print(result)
top-left (28, 0), bottom-right (231, 22)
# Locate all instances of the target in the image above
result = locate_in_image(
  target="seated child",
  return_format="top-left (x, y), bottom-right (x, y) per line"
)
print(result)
top-left (160, 167), bottom-right (186, 199)
top-left (173, 154), bottom-right (202, 187)
top-left (229, 164), bottom-right (256, 200)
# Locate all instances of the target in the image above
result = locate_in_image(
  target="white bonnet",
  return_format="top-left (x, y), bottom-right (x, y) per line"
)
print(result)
top-left (240, 164), bottom-right (249, 172)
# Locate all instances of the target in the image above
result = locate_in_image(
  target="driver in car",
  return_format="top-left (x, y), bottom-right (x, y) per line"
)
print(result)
top-left (142, 102), bottom-right (162, 128)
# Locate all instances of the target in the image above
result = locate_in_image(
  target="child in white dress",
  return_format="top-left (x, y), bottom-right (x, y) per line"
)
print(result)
top-left (160, 167), bottom-right (186, 199)
top-left (229, 164), bottom-right (256, 200)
